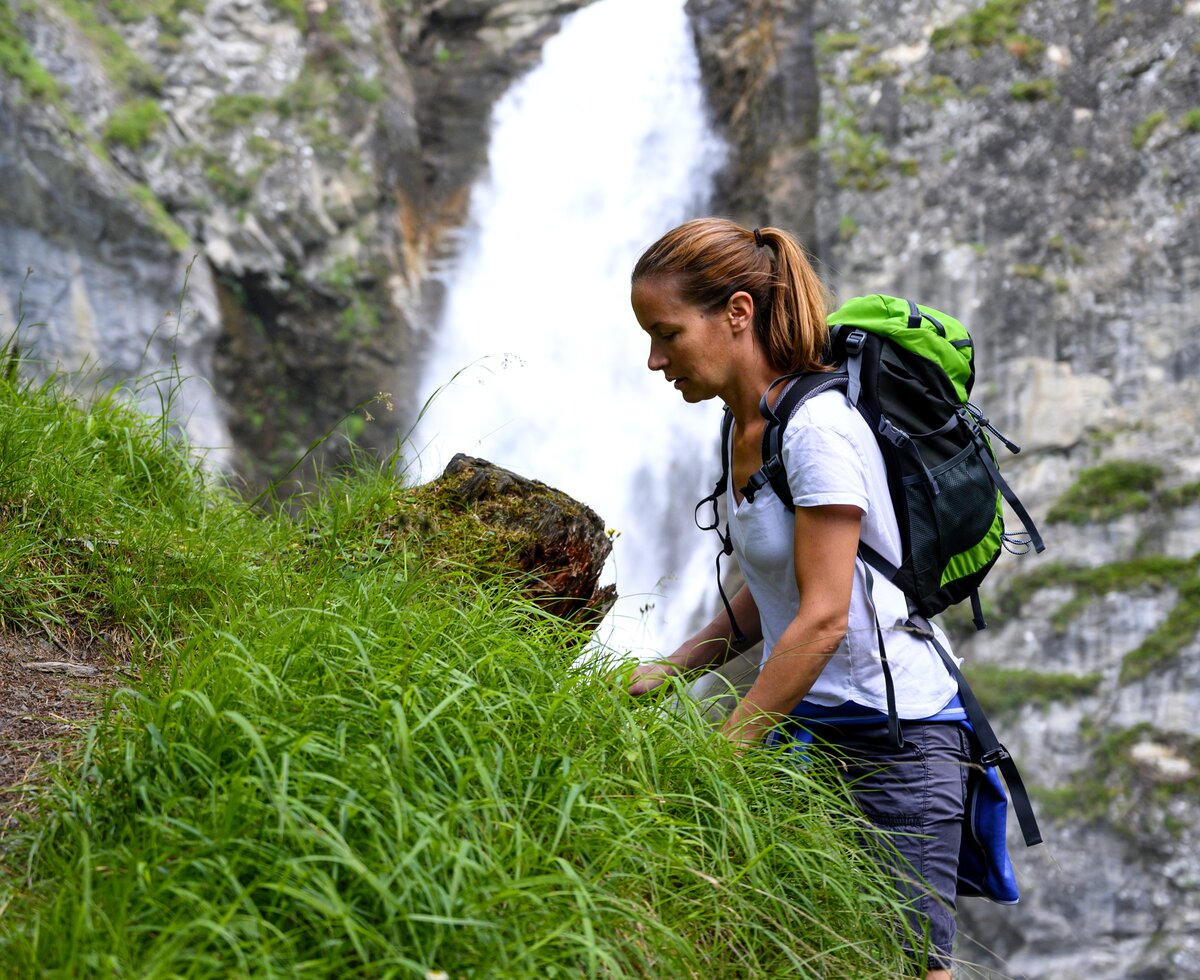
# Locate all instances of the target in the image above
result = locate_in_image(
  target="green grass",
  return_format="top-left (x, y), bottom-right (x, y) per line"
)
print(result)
top-left (987, 555), bottom-right (1200, 684)
top-left (0, 4), bottom-right (184, 252)
top-left (995, 556), bottom-right (1192, 626)
top-left (58, 0), bottom-right (162, 94)
top-left (130, 183), bottom-right (191, 252)
top-left (208, 92), bottom-right (271, 130)
top-left (1120, 573), bottom-right (1200, 683)
top-left (1005, 33), bottom-right (1045, 68)
top-left (903, 74), bottom-right (962, 107)
top-left (1162, 481), bottom-right (1200, 508)
top-left (816, 31), bottom-right (861, 55)
top-left (823, 116), bottom-right (894, 192)
top-left (205, 159), bottom-right (258, 205)
top-left (967, 664), bottom-right (1102, 718)
top-left (1011, 262), bottom-right (1045, 280)
top-left (1132, 110), bottom-right (1167, 150)
top-left (0, 0), bottom-right (63, 99)
top-left (269, 0), bottom-right (309, 31)
top-left (0, 354), bottom-right (919, 976)
top-left (1009, 78), bottom-right (1056, 102)
top-left (1035, 723), bottom-right (1200, 826)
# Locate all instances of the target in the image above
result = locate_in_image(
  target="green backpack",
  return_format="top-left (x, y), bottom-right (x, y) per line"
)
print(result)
top-left (743, 293), bottom-right (1045, 625)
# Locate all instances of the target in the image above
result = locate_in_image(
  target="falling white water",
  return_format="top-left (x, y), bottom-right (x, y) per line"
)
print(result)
top-left (411, 0), bottom-right (727, 661)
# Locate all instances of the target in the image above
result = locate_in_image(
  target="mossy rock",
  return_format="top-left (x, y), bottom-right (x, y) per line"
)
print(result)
top-left (388, 455), bottom-right (616, 624)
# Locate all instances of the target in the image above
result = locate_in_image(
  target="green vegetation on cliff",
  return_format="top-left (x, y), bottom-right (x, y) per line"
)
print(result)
top-left (0, 358), bottom-right (918, 977)
top-left (103, 96), bottom-right (168, 149)
top-left (1036, 722), bottom-right (1200, 830)
top-left (931, 0), bottom-right (1033, 54)
top-left (988, 554), bottom-right (1200, 684)
top-left (1046, 459), bottom-right (1165, 524)
top-left (0, 1), bottom-right (61, 99)
top-left (966, 664), bottom-right (1102, 719)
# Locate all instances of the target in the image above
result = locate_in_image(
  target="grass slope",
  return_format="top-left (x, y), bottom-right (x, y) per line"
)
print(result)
top-left (0, 360), bottom-right (916, 977)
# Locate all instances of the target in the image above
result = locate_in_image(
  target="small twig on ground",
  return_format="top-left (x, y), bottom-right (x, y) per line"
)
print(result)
top-left (21, 661), bottom-right (100, 677)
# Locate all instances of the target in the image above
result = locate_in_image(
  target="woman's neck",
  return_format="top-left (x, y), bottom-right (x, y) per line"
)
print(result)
top-left (722, 357), bottom-right (787, 428)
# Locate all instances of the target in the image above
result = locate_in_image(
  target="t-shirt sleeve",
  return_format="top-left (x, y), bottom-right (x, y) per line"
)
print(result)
top-left (780, 415), bottom-right (871, 513)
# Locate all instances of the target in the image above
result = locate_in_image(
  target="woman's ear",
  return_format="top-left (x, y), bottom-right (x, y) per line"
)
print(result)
top-left (726, 290), bottom-right (755, 333)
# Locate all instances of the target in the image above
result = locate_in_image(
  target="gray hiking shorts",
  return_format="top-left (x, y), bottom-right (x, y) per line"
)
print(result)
top-left (819, 721), bottom-right (971, 972)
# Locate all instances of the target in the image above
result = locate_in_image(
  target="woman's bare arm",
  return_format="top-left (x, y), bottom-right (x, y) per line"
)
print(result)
top-left (720, 503), bottom-right (862, 743)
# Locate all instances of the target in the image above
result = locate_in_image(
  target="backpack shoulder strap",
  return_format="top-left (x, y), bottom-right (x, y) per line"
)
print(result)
top-left (695, 406), bottom-right (733, 523)
top-left (741, 369), bottom-right (850, 509)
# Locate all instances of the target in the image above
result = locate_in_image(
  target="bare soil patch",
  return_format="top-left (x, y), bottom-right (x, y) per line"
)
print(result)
top-left (0, 629), bottom-right (129, 828)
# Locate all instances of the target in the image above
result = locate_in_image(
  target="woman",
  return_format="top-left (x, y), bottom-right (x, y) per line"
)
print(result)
top-left (626, 217), bottom-right (969, 979)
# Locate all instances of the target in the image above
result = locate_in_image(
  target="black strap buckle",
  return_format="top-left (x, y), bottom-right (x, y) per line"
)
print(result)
top-left (980, 745), bottom-right (1011, 767)
top-left (843, 328), bottom-right (867, 355)
top-left (742, 455), bottom-right (782, 504)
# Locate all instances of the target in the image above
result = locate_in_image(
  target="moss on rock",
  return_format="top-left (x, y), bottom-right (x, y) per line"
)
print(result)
top-left (1046, 459), bottom-right (1164, 525)
top-left (383, 456), bottom-right (616, 624)
top-left (967, 664), bottom-right (1102, 719)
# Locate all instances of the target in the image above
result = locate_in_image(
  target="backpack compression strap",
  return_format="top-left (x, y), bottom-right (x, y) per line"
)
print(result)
top-left (908, 615), bottom-right (1044, 848)
top-left (961, 414), bottom-right (1047, 556)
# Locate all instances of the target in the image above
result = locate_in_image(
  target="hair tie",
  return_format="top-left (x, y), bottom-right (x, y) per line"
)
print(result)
top-left (752, 227), bottom-right (765, 248)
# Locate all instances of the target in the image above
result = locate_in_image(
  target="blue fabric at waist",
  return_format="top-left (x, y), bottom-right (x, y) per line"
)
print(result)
top-left (790, 694), bottom-right (966, 725)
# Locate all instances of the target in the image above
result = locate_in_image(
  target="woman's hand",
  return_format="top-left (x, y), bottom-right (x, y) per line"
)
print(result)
top-left (624, 660), bottom-right (679, 695)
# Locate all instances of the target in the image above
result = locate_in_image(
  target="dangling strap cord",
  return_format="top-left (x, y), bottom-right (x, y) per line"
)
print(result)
top-left (715, 544), bottom-right (746, 647)
top-left (694, 407), bottom-right (746, 646)
top-left (973, 439), bottom-right (1046, 553)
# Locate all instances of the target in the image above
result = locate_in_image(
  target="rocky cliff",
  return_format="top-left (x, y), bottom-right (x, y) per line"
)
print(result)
top-left (0, 0), bottom-right (590, 484)
top-left (688, 0), bottom-right (1200, 976)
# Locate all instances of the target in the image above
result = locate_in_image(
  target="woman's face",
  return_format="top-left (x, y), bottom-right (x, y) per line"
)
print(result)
top-left (632, 277), bottom-right (742, 404)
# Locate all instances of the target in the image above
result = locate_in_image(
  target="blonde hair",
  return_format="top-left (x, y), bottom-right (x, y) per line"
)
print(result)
top-left (631, 218), bottom-right (830, 374)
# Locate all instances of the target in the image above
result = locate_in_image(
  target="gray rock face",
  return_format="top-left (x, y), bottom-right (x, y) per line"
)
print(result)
top-left (688, 0), bottom-right (1200, 975)
top-left (1, 0), bottom-right (592, 484)
top-left (0, 47), bottom-right (229, 466)
top-left (686, 0), bottom-right (822, 242)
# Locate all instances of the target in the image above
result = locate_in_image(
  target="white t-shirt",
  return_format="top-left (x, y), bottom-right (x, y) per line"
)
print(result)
top-left (729, 388), bottom-right (959, 718)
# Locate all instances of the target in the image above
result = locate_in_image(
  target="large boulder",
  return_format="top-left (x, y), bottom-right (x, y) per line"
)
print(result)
top-left (398, 454), bottom-right (616, 624)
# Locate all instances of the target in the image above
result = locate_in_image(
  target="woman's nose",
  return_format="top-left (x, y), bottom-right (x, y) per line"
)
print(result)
top-left (647, 343), bottom-right (667, 372)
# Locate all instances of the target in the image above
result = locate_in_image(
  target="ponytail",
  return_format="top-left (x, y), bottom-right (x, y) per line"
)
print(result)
top-left (753, 226), bottom-right (831, 373)
top-left (632, 218), bottom-right (830, 374)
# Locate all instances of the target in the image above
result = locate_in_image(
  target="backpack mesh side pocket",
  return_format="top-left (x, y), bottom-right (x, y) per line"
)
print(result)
top-left (902, 443), bottom-right (999, 600)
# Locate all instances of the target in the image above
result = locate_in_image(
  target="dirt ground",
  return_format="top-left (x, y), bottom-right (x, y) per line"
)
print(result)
top-left (0, 628), bottom-right (129, 829)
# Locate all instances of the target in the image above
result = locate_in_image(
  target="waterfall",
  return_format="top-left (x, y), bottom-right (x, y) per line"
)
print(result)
top-left (412, 0), bottom-right (726, 660)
